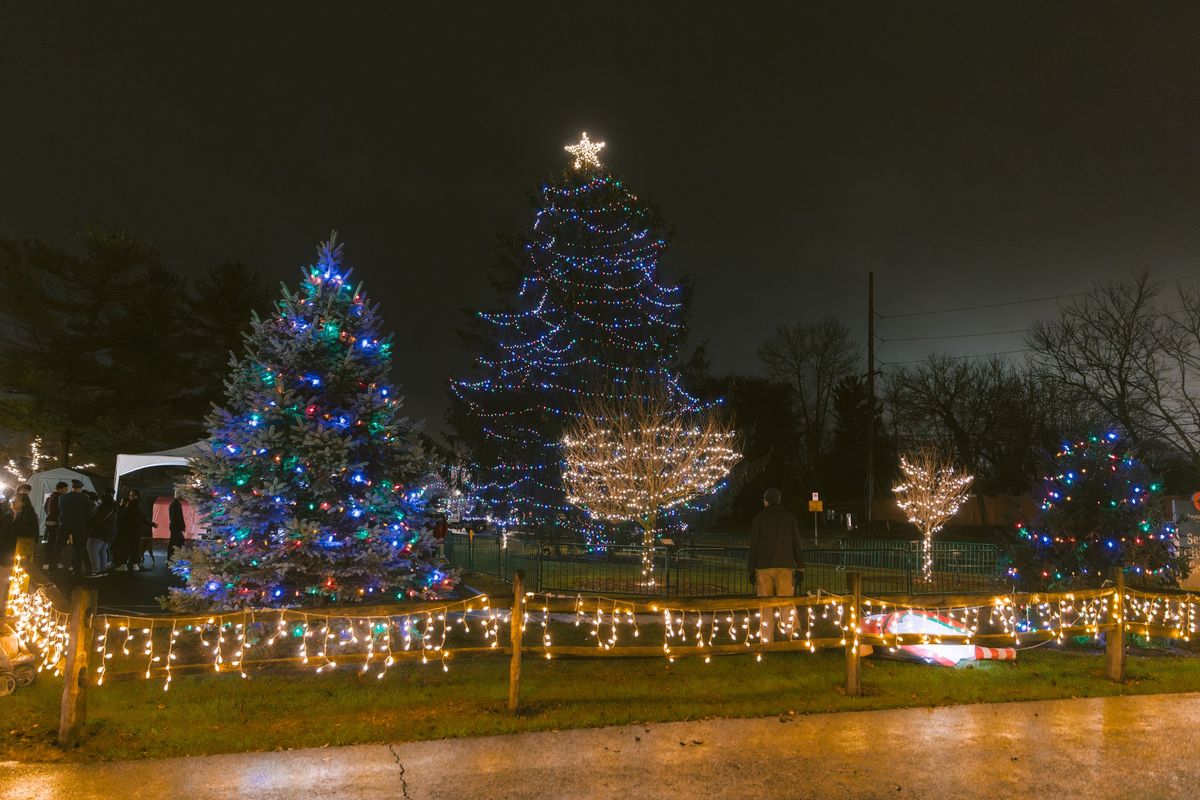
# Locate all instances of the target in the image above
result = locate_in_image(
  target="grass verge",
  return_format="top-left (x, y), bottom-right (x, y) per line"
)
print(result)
top-left (4, 646), bottom-right (1200, 763)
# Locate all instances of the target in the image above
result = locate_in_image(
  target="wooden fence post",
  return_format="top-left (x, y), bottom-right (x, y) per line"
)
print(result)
top-left (845, 571), bottom-right (861, 696)
top-left (58, 586), bottom-right (97, 748)
top-left (508, 569), bottom-right (525, 713)
top-left (1106, 566), bottom-right (1126, 682)
top-left (0, 538), bottom-right (36, 618)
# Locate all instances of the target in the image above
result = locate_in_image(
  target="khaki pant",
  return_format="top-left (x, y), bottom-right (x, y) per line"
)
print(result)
top-left (756, 567), bottom-right (794, 643)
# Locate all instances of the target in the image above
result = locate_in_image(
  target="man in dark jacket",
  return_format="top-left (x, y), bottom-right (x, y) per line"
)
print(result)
top-left (57, 479), bottom-right (95, 574)
top-left (748, 488), bottom-right (804, 642)
top-left (167, 492), bottom-right (187, 562)
top-left (42, 481), bottom-right (68, 569)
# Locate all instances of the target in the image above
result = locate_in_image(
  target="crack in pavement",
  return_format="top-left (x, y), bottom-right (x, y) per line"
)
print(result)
top-left (387, 743), bottom-right (412, 800)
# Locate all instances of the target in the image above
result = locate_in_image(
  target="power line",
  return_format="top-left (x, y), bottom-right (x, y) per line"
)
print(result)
top-left (878, 348), bottom-right (1033, 367)
top-left (878, 291), bottom-right (1087, 320)
top-left (878, 327), bottom-right (1032, 343)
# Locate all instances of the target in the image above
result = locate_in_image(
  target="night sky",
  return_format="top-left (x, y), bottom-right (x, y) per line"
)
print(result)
top-left (4, 4), bottom-right (1200, 435)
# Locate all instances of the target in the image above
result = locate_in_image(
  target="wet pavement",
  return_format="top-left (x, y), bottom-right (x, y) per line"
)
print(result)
top-left (40, 542), bottom-right (181, 615)
top-left (4, 692), bottom-right (1199, 799)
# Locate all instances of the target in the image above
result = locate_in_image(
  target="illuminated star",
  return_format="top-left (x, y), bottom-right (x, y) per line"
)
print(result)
top-left (564, 132), bottom-right (606, 170)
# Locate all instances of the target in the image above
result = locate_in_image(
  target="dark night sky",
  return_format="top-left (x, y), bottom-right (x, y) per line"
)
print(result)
top-left (4, 4), bottom-right (1200, 435)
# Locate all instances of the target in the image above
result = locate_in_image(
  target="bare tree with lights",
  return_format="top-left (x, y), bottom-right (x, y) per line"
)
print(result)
top-left (893, 448), bottom-right (974, 583)
top-left (561, 384), bottom-right (740, 586)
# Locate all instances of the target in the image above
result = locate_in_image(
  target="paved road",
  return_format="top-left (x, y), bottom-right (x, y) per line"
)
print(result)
top-left (5, 693), bottom-right (1200, 800)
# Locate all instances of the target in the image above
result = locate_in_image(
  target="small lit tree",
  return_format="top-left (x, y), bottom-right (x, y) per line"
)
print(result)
top-left (893, 448), bottom-right (974, 582)
top-left (561, 384), bottom-right (739, 585)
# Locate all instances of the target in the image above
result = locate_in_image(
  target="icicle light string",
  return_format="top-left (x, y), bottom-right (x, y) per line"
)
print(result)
top-left (5, 557), bottom-right (70, 676)
top-left (15, 564), bottom-right (1200, 693)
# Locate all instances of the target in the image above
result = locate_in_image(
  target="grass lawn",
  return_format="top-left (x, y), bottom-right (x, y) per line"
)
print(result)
top-left (5, 646), bottom-right (1200, 763)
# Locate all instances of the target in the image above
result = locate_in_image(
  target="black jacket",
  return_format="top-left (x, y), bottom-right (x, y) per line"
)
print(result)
top-left (748, 504), bottom-right (805, 572)
top-left (118, 501), bottom-right (154, 537)
top-left (90, 501), bottom-right (118, 543)
top-left (58, 491), bottom-right (94, 532)
top-left (168, 499), bottom-right (185, 533)
top-left (7, 505), bottom-right (38, 541)
top-left (44, 492), bottom-right (62, 525)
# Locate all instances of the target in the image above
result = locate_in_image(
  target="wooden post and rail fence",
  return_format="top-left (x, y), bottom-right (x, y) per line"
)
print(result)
top-left (4, 564), bottom-right (1151, 746)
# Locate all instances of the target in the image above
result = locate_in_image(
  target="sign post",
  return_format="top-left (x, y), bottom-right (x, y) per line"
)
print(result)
top-left (808, 492), bottom-right (823, 544)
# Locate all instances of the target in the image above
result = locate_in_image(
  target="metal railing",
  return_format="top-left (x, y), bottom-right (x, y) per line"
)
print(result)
top-left (445, 533), bottom-right (1007, 597)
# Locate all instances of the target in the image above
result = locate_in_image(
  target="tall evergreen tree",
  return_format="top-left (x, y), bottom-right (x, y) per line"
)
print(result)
top-left (190, 260), bottom-right (272, 400)
top-left (169, 238), bottom-right (446, 610)
top-left (449, 134), bottom-right (699, 540)
top-left (0, 230), bottom-right (270, 470)
top-left (0, 230), bottom-right (161, 466)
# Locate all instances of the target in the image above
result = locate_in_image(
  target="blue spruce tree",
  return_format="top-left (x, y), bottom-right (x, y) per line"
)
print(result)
top-left (450, 134), bottom-right (701, 543)
top-left (169, 238), bottom-right (449, 610)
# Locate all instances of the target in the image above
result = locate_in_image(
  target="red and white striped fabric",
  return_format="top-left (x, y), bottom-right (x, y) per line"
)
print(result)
top-left (860, 610), bottom-right (1017, 667)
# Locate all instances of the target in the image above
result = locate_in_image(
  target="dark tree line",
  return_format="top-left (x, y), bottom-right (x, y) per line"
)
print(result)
top-left (695, 272), bottom-right (1200, 530)
top-left (0, 228), bottom-right (270, 472)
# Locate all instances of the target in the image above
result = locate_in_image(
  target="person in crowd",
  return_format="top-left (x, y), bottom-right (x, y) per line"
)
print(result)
top-left (42, 481), bottom-right (68, 570)
top-left (85, 492), bottom-right (118, 577)
top-left (57, 479), bottom-right (95, 574)
top-left (114, 488), bottom-right (156, 571)
top-left (16, 483), bottom-right (31, 498)
top-left (0, 488), bottom-right (13, 566)
top-left (167, 490), bottom-right (187, 562)
top-left (4, 493), bottom-right (39, 567)
top-left (432, 514), bottom-right (449, 559)
top-left (748, 488), bottom-right (805, 643)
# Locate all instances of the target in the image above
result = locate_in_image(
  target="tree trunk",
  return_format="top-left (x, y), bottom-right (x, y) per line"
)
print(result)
top-left (639, 511), bottom-right (658, 586)
top-left (922, 526), bottom-right (934, 584)
top-left (59, 428), bottom-right (72, 468)
top-left (974, 492), bottom-right (989, 528)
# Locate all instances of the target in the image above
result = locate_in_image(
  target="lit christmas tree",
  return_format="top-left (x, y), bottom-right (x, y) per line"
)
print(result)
top-left (1012, 431), bottom-right (1187, 590)
top-left (892, 449), bottom-right (974, 583)
top-left (450, 133), bottom-right (701, 542)
top-left (168, 238), bottom-right (449, 610)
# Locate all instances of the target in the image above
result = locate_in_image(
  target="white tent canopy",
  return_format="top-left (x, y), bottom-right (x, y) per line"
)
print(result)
top-left (113, 442), bottom-right (206, 496)
top-left (27, 468), bottom-right (96, 526)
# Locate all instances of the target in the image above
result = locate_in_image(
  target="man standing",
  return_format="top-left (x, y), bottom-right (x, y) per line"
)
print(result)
top-left (748, 488), bottom-right (804, 643)
top-left (42, 481), bottom-right (68, 569)
top-left (57, 479), bottom-right (94, 574)
top-left (168, 491), bottom-right (186, 562)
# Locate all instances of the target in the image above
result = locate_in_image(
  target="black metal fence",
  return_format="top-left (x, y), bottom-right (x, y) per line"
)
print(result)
top-left (445, 533), bottom-right (1008, 598)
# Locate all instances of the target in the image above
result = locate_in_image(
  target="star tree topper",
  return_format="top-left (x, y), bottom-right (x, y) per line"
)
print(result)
top-left (565, 132), bottom-right (605, 170)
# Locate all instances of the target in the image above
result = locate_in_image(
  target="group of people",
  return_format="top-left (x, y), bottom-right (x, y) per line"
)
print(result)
top-left (0, 480), bottom-right (189, 577)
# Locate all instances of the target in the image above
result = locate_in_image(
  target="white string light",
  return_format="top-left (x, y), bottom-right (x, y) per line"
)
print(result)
top-left (564, 132), bottom-right (606, 170)
top-left (893, 449), bottom-right (975, 582)
top-left (562, 385), bottom-right (739, 584)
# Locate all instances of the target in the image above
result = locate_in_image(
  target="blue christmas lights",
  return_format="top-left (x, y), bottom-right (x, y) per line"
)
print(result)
top-left (451, 163), bottom-right (716, 544)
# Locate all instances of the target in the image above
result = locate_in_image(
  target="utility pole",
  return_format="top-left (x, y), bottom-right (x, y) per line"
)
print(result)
top-left (865, 271), bottom-right (875, 524)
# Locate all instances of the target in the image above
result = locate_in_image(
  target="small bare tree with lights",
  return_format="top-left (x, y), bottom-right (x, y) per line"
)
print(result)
top-left (893, 448), bottom-right (975, 583)
top-left (561, 384), bottom-right (740, 586)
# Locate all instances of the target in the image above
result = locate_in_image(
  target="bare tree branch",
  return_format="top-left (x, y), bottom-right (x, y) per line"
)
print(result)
top-left (561, 383), bottom-right (740, 584)
top-left (758, 317), bottom-right (859, 487)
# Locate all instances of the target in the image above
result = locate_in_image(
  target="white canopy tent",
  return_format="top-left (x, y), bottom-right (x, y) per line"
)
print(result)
top-left (113, 442), bottom-right (206, 497)
top-left (27, 468), bottom-right (96, 526)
